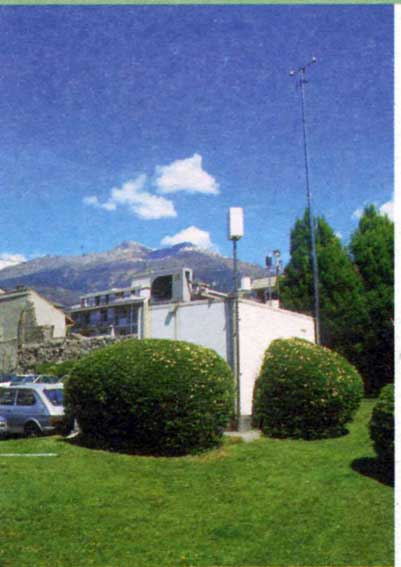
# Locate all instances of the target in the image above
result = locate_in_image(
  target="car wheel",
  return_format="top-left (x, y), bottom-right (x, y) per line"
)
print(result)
top-left (24, 422), bottom-right (41, 437)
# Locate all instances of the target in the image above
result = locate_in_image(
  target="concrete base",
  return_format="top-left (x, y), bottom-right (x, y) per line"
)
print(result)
top-left (224, 430), bottom-right (261, 442)
top-left (237, 415), bottom-right (253, 433)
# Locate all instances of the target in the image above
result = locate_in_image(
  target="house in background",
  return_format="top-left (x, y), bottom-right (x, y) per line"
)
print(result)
top-left (0, 287), bottom-right (71, 373)
top-left (251, 276), bottom-right (278, 303)
top-left (69, 267), bottom-right (315, 430)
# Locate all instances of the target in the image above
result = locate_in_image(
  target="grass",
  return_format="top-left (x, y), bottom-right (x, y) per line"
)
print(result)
top-left (0, 400), bottom-right (393, 566)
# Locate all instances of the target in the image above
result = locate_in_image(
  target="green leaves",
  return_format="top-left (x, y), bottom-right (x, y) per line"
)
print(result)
top-left (64, 339), bottom-right (234, 456)
top-left (253, 338), bottom-right (364, 439)
top-left (350, 206), bottom-right (394, 394)
top-left (369, 383), bottom-right (394, 467)
top-left (280, 206), bottom-right (394, 394)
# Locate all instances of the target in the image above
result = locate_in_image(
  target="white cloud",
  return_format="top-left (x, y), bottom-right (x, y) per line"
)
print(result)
top-left (0, 253), bottom-right (27, 270)
top-left (83, 195), bottom-right (100, 207)
top-left (155, 154), bottom-right (220, 195)
top-left (352, 207), bottom-right (363, 220)
top-left (83, 175), bottom-right (176, 220)
top-left (83, 195), bottom-right (117, 211)
top-left (100, 201), bottom-right (117, 212)
top-left (335, 231), bottom-right (343, 239)
top-left (379, 199), bottom-right (394, 221)
top-left (161, 226), bottom-right (214, 249)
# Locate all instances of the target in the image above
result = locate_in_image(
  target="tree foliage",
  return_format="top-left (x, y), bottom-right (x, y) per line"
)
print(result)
top-left (253, 338), bottom-right (363, 439)
top-left (65, 339), bottom-right (234, 456)
top-left (280, 210), bottom-right (367, 366)
top-left (350, 205), bottom-right (394, 393)
top-left (369, 383), bottom-right (394, 466)
top-left (280, 206), bottom-right (394, 395)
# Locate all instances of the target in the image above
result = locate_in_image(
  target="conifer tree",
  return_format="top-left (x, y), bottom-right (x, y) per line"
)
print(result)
top-left (280, 210), bottom-right (368, 373)
top-left (349, 205), bottom-right (394, 394)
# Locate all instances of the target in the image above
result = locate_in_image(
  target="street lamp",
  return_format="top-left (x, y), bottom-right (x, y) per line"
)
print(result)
top-left (265, 254), bottom-right (273, 305)
top-left (273, 249), bottom-right (281, 302)
top-left (228, 207), bottom-right (244, 425)
top-left (289, 57), bottom-right (321, 344)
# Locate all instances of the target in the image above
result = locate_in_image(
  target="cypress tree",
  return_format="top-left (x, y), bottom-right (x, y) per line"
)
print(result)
top-left (280, 209), bottom-right (368, 373)
top-left (349, 205), bottom-right (394, 394)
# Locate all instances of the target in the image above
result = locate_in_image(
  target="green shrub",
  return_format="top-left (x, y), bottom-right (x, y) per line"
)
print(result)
top-left (369, 384), bottom-right (394, 464)
top-left (253, 338), bottom-right (364, 439)
top-left (35, 359), bottom-right (79, 378)
top-left (65, 339), bottom-right (234, 456)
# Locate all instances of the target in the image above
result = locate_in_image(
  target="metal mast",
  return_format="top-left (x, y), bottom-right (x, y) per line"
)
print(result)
top-left (290, 57), bottom-right (321, 345)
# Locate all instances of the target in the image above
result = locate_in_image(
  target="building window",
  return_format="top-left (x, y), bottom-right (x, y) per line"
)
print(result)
top-left (151, 275), bottom-right (173, 301)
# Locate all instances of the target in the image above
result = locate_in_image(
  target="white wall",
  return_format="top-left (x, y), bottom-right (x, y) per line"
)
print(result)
top-left (149, 300), bottom-right (228, 360)
top-left (31, 292), bottom-right (67, 338)
top-left (238, 300), bottom-right (315, 415)
top-left (148, 298), bottom-right (315, 419)
top-left (0, 294), bottom-right (27, 341)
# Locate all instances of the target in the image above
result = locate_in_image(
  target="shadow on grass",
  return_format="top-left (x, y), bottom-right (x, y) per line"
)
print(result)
top-left (59, 433), bottom-right (172, 457)
top-left (351, 456), bottom-right (394, 487)
top-left (58, 433), bottom-right (233, 459)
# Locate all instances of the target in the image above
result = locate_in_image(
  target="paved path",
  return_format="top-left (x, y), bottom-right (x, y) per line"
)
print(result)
top-left (224, 430), bottom-right (262, 442)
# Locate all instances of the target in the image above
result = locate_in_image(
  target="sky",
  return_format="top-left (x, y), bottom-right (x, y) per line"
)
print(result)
top-left (0, 5), bottom-right (394, 270)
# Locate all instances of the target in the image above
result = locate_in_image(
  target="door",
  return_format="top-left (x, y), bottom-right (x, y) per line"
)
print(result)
top-left (0, 389), bottom-right (17, 432)
top-left (13, 389), bottom-right (47, 432)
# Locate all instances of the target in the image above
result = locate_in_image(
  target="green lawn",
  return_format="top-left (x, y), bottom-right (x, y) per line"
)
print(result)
top-left (0, 400), bottom-right (393, 567)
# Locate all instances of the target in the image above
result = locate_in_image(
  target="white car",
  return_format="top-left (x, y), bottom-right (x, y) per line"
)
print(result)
top-left (0, 383), bottom-right (70, 436)
top-left (0, 415), bottom-right (7, 436)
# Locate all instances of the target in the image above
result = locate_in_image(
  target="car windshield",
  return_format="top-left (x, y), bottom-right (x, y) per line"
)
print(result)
top-left (37, 376), bottom-right (61, 384)
top-left (43, 389), bottom-right (64, 406)
top-left (10, 376), bottom-right (36, 385)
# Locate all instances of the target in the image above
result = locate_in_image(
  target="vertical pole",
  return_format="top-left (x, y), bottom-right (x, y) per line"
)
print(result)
top-left (299, 67), bottom-right (321, 345)
top-left (232, 239), bottom-right (241, 422)
top-left (268, 273), bottom-right (272, 306)
top-left (275, 261), bottom-right (280, 303)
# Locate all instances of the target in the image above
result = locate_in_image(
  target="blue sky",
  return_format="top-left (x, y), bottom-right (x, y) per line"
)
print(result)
top-left (0, 5), bottom-right (394, 269)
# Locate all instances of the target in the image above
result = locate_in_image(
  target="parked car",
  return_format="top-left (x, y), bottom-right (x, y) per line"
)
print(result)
top-left (35, 375), bottom-right (64, 384)
top-left (0, 415), bottom-right (7, 437)
top-left (6, 374), bottom-right (63, 387)
top-left (0, 374), bottom-right (17, 387)
top-left (0, 384), bottom-right (70, 437)
top-left (8, 375), bottom-right (37, 386)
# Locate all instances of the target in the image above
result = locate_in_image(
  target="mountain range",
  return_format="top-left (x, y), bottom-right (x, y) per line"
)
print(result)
top-left (0, 241), bottom-right (265, 306)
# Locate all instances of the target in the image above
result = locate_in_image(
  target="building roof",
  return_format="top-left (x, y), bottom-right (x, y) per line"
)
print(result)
top-left (251, 276), bottom-right (277, 290)
top-left (0, 286), bottom-right (72, 323)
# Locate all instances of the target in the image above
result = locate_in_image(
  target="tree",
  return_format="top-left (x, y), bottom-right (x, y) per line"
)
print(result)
top-left (349, 205), bottom-right (394, 394)
top-left (280, 210), bottom-right (368, 371)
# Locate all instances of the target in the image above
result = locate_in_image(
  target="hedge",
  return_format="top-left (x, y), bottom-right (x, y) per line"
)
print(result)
top-left (64, 338), bottom-right (234, 455)
top-left (253, 338), bottom-right (364, 439)
top-left (370, 383), bottom-right (394, 465)
top-left (35, 359), bottom-right (79, 378)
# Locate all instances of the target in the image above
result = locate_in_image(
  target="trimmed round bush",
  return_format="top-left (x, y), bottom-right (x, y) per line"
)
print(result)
top-left (253, 338), bottom-right (364, 439)
top-left (369, 383), bottom-right (394, 464)
top-left (64, 339), bottom-right (234, 455)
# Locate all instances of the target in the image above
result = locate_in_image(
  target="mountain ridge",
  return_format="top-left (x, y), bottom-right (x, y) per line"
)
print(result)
top-left (0, 240), bottom-right (265, 306)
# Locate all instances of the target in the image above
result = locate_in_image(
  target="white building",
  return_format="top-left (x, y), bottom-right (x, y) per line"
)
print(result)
top-left (69, 268), bottom-right (315, 429)
top-left (0, 286), bottom-right (71, 373)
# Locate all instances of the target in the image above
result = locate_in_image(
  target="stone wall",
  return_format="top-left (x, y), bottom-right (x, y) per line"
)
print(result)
top-left (0, 339), bottom-right (18, 374)
top-left (17, 300), bottom-right (51, 345)
top-left (17, 334), bottom-right (136, 374)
